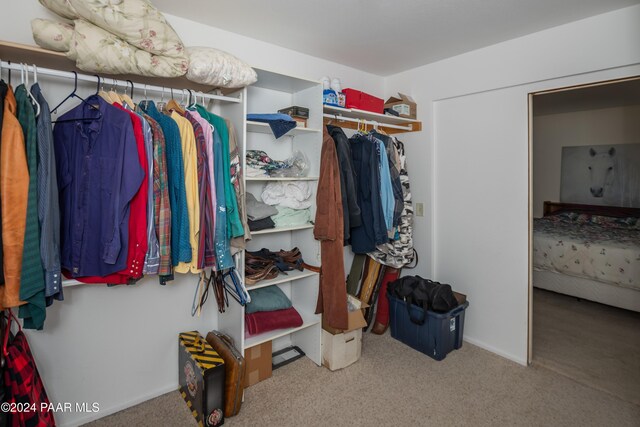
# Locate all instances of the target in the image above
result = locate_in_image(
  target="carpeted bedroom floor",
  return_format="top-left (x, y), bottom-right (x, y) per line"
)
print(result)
top-left (86, 315), bottom-right (640, 427)
top-left (532, 287), bottom-right (640, 406)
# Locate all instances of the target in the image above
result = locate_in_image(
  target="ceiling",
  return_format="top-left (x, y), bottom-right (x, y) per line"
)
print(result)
top-left (153, 0), bottom-right (639, 76)
top-left (533, 78), bottom-right (640, 116)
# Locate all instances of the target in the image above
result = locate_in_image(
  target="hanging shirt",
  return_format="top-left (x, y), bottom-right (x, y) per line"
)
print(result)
top-left (195, 105), bottom-right (244, 240)
top-left (0, 84), bottom-right (28, 310)
top-left (0, 81), bottom-right (6, 286)
top-left (189, 109), bottom-right (216, 240)
top-left (138, 101), bottom-right (190, 267)
top-left (31, 83), bottom-right (63, 305)
top-left (54, 95), bottom-right (144, 278)
top-left (171, 111), bottom-right (200, 274)
top-left (75, 103), bottom-right (149, 284)
top-left (185, 111), bottom-right (215, 269)
top-left (137, 113), bottom-right (159, 275)
top-left (227, 119), bottom-right (249, 253)
top-left (138, 111), bottom-right (172, 277)
top-left (15, 84), bottom-right (46, 330)
top-left (377, 139), bottom-right (394, 234)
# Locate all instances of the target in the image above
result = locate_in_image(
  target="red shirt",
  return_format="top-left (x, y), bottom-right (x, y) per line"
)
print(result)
top-left (76, 104), bottom-right (148, 284)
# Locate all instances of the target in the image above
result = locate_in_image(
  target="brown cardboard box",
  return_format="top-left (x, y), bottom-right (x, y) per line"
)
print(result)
top-left (244, 341), bottom-right (272, 388)
top-left (322, 295), bottom-right (369, 335)
top-left (384, 93), bottom-right (417, 119)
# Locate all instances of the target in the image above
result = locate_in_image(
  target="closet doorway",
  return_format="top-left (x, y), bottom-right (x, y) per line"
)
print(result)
top-left (528, 76), bottom-right (640, 405)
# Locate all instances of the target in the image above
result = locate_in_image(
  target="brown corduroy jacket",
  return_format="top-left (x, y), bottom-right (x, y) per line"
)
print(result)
top-left (0, 86), bottom-right (28, 309)
top-left (314, 127), bottom-right (348, 330)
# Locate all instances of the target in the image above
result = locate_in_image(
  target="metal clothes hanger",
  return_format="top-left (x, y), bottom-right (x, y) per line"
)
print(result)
top-left (108, 78), bottom-right (123, 105)
top-left (98, 75), bottom-right (114, 103)
top-left (157, 86), bottom-right (167, 112)
top-left (120, 79), bottom-right (135, 109)
top-left (51, 71), bottom-right (102, 122)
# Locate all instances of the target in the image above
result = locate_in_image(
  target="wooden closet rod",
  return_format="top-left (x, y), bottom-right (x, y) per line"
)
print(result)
top-left (322, 113), bottom-right (412, 131)
top-left (0, 61), bottom-right (241, 104)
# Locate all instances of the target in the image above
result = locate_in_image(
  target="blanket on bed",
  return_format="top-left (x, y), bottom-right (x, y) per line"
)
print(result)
top-left (533, 213), bottom-right (640, 290)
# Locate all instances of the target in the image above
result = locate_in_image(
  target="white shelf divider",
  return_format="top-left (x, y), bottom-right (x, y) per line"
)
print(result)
top-left (251, 224), bottom-right (314, 235)
top-left (247, 120), bottom-right (320, 136)
top-left (246, 270), bottom-right (319, 291)
top-left (244, 309), bottom-right (321, 349)
top-left (246, 176), bottom-right (319, 182)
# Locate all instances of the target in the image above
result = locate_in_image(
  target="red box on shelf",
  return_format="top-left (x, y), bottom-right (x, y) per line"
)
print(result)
top-left (343, 88), bottom-right (384, 114)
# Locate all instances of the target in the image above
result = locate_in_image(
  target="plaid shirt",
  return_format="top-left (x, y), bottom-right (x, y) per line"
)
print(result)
top-left (141, 113), bottom-right (173, 276)
top-left (4, 330), bottom-right (57, 426)
top-left (186, 111), bottom-right (216, 268)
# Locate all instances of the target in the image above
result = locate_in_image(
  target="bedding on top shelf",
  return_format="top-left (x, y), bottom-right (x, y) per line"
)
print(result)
top-left (533, 212), bottom-right (640, 290)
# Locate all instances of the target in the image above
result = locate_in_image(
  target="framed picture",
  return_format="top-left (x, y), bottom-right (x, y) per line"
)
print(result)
top-left (560, 143), bottom-right (640, 208)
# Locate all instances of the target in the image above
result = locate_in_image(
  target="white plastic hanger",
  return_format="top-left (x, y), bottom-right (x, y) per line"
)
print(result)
top-left (22, 63), bottom-right (40, 117)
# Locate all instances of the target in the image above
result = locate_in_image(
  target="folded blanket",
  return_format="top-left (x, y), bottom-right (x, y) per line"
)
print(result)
top-left (272, 207), bottom-right (311, 228)
top-left (246, 193), bottom-right (278, 221)
top-left (248, 217), bottom-right (275, 232)
top-left (247, 113), bottom-right (296, 139)
top-left (261, 181), bottom-right (312, 210)
top-left (245, 307), bottom-right (303, 336)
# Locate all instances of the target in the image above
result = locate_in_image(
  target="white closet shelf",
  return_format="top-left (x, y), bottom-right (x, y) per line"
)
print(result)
top-left (323, 105), bottom-right (422, 134)
top-left (246, 121), bottom-right (320, 136)
top-left (251, 224), bottom-right (314, 235)
top-left (246, 270), bottom-right (318, 291)
top-left (245, 176), bottom-right (319, 181)
top-left (244, 309), bottom-right (320, 349)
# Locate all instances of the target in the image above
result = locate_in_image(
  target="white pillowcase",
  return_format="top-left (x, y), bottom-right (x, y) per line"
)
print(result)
top-left (186, 46), bottom-right (257, 88)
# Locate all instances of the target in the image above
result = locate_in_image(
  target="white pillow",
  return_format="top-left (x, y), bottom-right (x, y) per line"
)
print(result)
top-left (31, 18), bottom-right (73, 52)
top-left (186, 47), bottom-right (257, 88)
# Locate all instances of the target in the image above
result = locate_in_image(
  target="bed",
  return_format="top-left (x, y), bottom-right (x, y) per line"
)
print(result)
top-left (532, 201), bottom-right (640, 312)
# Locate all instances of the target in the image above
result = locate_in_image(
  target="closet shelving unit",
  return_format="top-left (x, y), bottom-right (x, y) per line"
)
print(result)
top-left (0, 41), bottom-right (245, 289)
top-left (323, 104), bottom-right (422, 134)
top-left (218, 68), bottom-right (323, 366)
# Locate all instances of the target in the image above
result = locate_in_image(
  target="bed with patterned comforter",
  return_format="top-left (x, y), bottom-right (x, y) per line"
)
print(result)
top-left (533, 213), bottom-right (640, 290)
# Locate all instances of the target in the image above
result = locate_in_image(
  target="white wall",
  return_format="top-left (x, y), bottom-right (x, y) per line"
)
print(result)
top-left (384, 5), bottom-right (640, 364)
top-left (533, 105), bottom-right (640, 217)
top-left (0, 3), bottom-right (384, 426)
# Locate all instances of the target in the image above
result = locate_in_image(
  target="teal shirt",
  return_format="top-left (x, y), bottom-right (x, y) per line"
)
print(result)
top-left (194, 105), bottom-right (244, 239)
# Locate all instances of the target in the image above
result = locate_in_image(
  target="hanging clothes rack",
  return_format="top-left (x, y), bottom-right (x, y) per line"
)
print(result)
top-left (0, 61), bottom-right (242, 104)
top-left (323, 112), bottom-right (413, 131)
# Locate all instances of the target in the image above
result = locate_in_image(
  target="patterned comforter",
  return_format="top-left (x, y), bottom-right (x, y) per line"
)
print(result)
top-left (533, 213), bottom-right (640, 290)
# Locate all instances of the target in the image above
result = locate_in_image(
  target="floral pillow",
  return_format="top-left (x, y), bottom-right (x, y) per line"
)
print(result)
top-left (67, 19), bottom-right (188, 77)
top-left (39, 0), bottom-right (186, 60)
top-left (31, 18), bottom-right (73, 52)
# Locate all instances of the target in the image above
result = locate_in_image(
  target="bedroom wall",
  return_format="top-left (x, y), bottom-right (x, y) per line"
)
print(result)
top-left (0, 3), bottom-right (384, 427)
top-left (383, 4), bottom-right (640, 364)
top-left (533, 104), bottom-right (640, 218)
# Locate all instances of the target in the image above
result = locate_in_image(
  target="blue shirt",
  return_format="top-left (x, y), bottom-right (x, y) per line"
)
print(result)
top-left (377, 139), bottom-right (394, 233)
top-left (54, 96), bottom-right (144, 277)
top-left (138, 101), bottom-right (191, 266)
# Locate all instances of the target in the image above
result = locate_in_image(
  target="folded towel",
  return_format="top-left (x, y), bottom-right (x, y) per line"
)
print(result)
top-left (246, 193), bottom-right (278, 221)
top-left (245, 307), bottom-right (303, 336)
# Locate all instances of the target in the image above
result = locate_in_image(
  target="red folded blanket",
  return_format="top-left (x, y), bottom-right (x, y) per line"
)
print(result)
top-left (245, 307), bottom-right (303, 336)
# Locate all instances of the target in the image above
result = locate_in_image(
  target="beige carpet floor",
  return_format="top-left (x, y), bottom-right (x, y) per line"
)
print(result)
top-left (86, 327), bottom-right (640, 426)
top-left (532, 288), bottom-right (640, 406)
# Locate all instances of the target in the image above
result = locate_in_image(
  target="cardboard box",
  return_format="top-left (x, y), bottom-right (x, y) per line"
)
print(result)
top-left (322, 328), bottom-right (362, 371)
top-left (322, 295), bottom-right (369, 335)
top-left (244, 341), bottom-right (272, 388)
top-left (178, 331), bottom-right (226, 427)
top-left (384, 93), bottom-right (417, 119)
top-left (343, 88), bottom-right (384, 114)
top-left (277, 106), bottom-right (309, 119)
top-left (292, 116), bottom-right (307, 128)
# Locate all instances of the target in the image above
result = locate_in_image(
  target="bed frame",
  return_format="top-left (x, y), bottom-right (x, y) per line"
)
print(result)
top-left (535, 201), bottom-right (640, 312)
